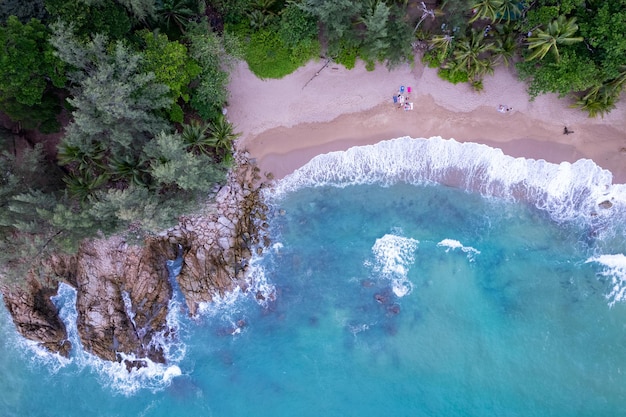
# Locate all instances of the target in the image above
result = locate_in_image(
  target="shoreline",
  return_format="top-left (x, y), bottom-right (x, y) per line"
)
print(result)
top-left (227, 59), bottom-right (626, 184)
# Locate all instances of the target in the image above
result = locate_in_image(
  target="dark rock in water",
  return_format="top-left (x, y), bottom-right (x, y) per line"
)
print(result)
top-left (599, 200), bottom-right (613, 209)
top-left (386, 304), bottom-right (401, 316)
top-left (384, 322), bottom-right (398, 336)
top-left (123, 358), bottom-right (148, 372)
top-left (361, 279), bottom-right (375, 288)
top-left (374, 293), bottom-right (387, 304)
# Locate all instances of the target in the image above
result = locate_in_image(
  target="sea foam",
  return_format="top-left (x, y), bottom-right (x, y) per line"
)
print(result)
top-left (586, 254), bottom-right (626, 307)
top-left (437, 239), bottom-right (481, 261)
top-left (271, 137), bottom-right (625, 225)
top-left (367, 233), bottom-right (418, 297)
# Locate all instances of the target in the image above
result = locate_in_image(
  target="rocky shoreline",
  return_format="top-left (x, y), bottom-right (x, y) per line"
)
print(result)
top-left (1, 153), bottom-right (272, 369)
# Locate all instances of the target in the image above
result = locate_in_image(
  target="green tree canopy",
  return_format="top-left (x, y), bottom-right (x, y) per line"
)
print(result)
top-left (0, 16), bottom-right (66, 110)
top-left (140, 29), bottom-right (201, 122)
top-left (45, 0), bottom-right (133, 40)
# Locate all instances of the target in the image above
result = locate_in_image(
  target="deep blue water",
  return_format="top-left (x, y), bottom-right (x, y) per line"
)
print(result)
top-left (2, 137), bottom-right (626, 416)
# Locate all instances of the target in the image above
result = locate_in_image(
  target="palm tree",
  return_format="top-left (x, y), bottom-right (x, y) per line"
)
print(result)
top-left (108, 154), bottom-right (150, 187)
top-left (156, 0), bottom-right (197, 35)
top-left (572, 86), bottom-right (618, 118)
top-left (491, 23), bottom-right (517, 66)
top-left (63, 171), bottom-right (108, 202)
top-left (469, 0), bottom-right (503, 23)
top-left (208, 114), bottom-right (240, 163)
top-left (57, 140), bottom-right (106, 174)
top-left (428, 33), bottom-right (455, 61)
top-left (573, 67), bottom-right (626, 118)
top-left (413, 1), bottom-right (439, 34)
top-left (181, 120), bottom-right (213, 156)
top-left (451, 29), bottom-right (496, 81)
top-left (526, 15), bottom-right (584, 62)
top-left (498, 0), bottom-right (521, 23)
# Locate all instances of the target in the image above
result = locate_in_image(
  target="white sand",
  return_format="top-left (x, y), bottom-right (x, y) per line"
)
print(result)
top-left (226, 59), bottom-right (626, 182)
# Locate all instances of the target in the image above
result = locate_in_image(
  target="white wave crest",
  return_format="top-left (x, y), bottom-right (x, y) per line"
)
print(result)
top-left (271, 137), bottom-right (625, 224)
top-left (586, 254), bottom-right (626, 307)
top-left (368, 234), bottom-right (419, 297)
top-left (437, 238), bottom-right (481, 261)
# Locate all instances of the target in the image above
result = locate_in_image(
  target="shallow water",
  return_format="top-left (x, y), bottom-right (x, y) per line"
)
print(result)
top-left (2, 137), bottom-right (626, 416)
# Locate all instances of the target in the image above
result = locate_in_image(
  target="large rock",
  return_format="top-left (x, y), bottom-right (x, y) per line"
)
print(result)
top-left (1, 154), bottom-right (270, 364)
top-left (174, 156), bottom-right (269, 315)
top-left (72, 237), bottom-right (176, 363)
top-left (2, 277), bottom-right (71, 357)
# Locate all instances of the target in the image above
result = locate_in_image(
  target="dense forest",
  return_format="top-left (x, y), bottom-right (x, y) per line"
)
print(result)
top-left (1, 0), bottom-right (625, 287)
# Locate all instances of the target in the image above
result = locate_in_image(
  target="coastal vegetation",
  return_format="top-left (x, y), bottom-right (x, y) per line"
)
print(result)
top-left (0, 0), bottom-right (625, 288)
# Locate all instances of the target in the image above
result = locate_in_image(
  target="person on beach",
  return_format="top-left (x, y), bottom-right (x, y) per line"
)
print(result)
top-left (497, 105), bottom-right (512, 113)
top-left (564, 127), bottom-right (574, 135)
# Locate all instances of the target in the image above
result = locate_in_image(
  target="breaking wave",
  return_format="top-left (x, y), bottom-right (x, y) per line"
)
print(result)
top-left (437, 239), bottom-right (481, 261)
top-left (366, 233), bottom-right (418, 297)
top-left (271, 136), bottom-right (625, 227)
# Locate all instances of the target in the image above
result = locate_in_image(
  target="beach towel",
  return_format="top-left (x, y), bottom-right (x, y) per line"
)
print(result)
top-left (393, 96), bottom-right (398, 104)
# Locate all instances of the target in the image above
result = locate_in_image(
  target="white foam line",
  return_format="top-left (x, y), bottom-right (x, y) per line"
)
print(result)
top-left (270, 137), bottom-right (625, 223)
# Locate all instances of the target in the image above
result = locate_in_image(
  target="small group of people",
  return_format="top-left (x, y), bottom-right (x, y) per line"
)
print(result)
top-left (393, 85), bottom-right (413, 111)
top-left (497, 104), bottom-right (512, 113)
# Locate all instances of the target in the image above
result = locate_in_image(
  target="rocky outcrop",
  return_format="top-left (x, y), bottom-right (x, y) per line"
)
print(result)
top-left (164, 153), bottom-right (271, 315)
top-left (72, 237), bottom-right (176, 364)
top-left (2, 277), bottom-right (71, 357)
top-left (2, 154), bottom-right (271, 365)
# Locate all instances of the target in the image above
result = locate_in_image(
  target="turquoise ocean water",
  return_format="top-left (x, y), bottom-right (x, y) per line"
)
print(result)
top-left (2, 137), bottom-right (626, 416)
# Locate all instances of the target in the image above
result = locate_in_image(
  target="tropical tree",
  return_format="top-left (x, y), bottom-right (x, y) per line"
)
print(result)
top-left (50, 24), bottom-right (171, 199)
top-left (497, 0), bottom-right (521, 24)
top-left (573, 66), bottom-right (626, 118)
top-left (0, 0), bottom-right (47, 24)
top-left (429, 33), bottom-right (455, 57)
top-left (140, 30), bottom-right (201, 122)
top-left (181, 120), bottom-right (213, 156)
top-left (155, 0), bottom-right (198, 37)
top-left (469, 0), bottom-right (502, 23)
top-left (108, 154), bottom-right (150, 187)
top-left (0, 16), bottom-right (66, 128)
top-left (144, 131), bottom-right (227, 192)
top-left (358, 0), bottom-right (391, 64)
top-left (299, 0), bottom-right (362, 54)
top-left (526, 15), bottom-right (583, 61)
top-left (208, 114), bottom-right (240, 163)
top-left (412, 1), bottom-right (438, 34)
top-left (491, 23), bottom-right (517, 66)
top-left (572, 86), bottom-right (616, 118)
top-left (187, 21), bottom-right (239, 120)
top-left (450, 28), bottom-right (495, 81)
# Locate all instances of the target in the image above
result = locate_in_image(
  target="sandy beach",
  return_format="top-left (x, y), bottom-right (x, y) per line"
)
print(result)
top-left (226, 59), bottom-right (626, 183)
